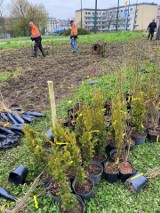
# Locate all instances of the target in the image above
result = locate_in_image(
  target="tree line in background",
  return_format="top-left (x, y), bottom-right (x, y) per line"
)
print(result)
top-left (0, 0), bottom-right (48, 37)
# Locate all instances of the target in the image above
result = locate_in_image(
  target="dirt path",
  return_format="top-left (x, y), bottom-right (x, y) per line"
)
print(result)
top-left (0, 39), bottom-right (158, 111)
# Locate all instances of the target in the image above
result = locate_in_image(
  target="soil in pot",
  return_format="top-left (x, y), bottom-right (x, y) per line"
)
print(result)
top-left (103, 162), bottom-right (119, 183)
top-left (85, 164), bottom-right (102, 176)
top-left (48, 181), bottom-right (61, 202)
top-left (92, 154), bottom-right (107, 164)
top-left (104, 162), bottom-right (118, 174)
top-left (119, 161), bottom-right (133, 174)
top-left (75, 178), bottom-right (93, 194)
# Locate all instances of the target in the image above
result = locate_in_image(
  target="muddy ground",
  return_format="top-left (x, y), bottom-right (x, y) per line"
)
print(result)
top-left (0, 39), bottom-right (158, 111)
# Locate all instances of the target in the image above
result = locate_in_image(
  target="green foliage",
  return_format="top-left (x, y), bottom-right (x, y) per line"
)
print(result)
top-left (111, 94), bottom-right (126, 163)
top-left (8, 0), bottom-right (48, 37)
top-left (91, 91), bottom-right (107, 156)
top-left (76, 104), bottom-right (97, 167)
top-left (23, 124), bottom-right (47, 166)
top-left (131, 91), bottom-right (146, 133)
top-left (47, 124), bottom-right (85, 211)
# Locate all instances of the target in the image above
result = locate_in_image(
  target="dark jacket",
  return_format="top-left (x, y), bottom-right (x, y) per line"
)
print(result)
top-left (147, 21), bottom-right (157, 32)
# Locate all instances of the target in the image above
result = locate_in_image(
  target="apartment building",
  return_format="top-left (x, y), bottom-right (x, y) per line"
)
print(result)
top-left (46, 17), bottom-right (70, 33)
top-left (75, 2), bottom-right (158, 31)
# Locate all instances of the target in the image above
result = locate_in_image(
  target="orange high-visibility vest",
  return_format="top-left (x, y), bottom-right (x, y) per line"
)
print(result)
top-left (71, 23), bottom-right (78, 35)
top-left (31, 24), bottom-right (41, 38)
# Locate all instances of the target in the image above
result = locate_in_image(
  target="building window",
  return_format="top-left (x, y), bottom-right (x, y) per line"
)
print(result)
top-left (121, 10), bottom-right (123, 12)
top-left (130, 8), bottom-right (133, 11)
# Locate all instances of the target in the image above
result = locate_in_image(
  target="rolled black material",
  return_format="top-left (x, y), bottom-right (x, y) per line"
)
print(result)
top-left (24, 111), bottom-right (45, 117)
top-left (8, 165), bottom-right (28, 186)
top-left (6, 112), bottom-right (18, 124)
top-left (0, 187), bottom-right (16, 201)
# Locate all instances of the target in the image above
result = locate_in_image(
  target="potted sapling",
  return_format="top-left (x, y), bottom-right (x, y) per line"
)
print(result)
top-left (47, 124), bottom-right (86, 212)
top-left (131, 91), bottom-right (147, 145)
top-left (144, 83), bottom-right (160, 142)
top-left (75, 101), bottom-right (103, 186)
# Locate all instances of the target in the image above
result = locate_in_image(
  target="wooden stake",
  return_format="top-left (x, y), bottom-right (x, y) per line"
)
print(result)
top-left (47, 81), bottom-right (57, 129)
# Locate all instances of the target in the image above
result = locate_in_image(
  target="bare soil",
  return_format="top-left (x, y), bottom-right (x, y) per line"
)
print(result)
top-left (0, 40), bottom-right (158, 111)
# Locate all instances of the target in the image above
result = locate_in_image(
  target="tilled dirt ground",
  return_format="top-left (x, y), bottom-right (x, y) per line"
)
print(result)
top-left (0, 39), bottom-right (158, 111)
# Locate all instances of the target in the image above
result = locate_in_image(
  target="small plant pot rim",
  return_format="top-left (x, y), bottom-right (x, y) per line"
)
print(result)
top-left (72, 176), bottom-right (94, 200)
top-left (8, 165), bottom-right (28, 186)
top-left (89, 161), bottom-right (103, 185)
top-left (103, 162), bottom-right (119, 183)
top-left (110, 149), bottom-right (128, 162)
top-left (118, 161), bottom-right (134, 182)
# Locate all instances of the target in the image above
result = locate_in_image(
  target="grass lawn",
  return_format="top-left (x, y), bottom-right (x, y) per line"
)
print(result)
top-left (0, 31), bottom-right (144, 49)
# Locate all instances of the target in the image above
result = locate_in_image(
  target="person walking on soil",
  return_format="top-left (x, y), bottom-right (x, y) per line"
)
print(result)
top-left (147, 19), bottom-right (157, 41)
top-left (29, 21), bottom-right (45, 57)
top-left (70, 20), bottom-right (78, 53)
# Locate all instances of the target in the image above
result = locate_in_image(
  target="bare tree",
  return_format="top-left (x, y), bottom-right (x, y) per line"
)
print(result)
top-left (8, 0), bottom-right (48, 36)
top-left (0, 0), bottom-right (6, 34)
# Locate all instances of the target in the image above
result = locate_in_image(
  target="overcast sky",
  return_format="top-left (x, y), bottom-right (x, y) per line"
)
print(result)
top-left (5, 0), bottom-right (160, 19)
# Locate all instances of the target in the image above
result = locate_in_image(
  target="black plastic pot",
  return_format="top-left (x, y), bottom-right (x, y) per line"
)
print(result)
top-left (110, 149), bottom-right (128, 162)
top-left (89, 161), bottom-right (103, 185)
top-left (125, 170), bottom-right (148, 193)
top-left (72, 176), bottom-right (94, 201)
top-left (132, 134), bottom-right (147, 145)
top-left (46, 129), bottom-right (54, 142)
top-left (125, 140), bottom-right (136, 151)
top-left (103, 162), bottom-right (119, 184)
top-left (58, 195), bottom-right (85, 213)
top-left (148, 132), bottom-right (160, 143)
top-left (118, 161), bottom-right (134, 182)
top-left (8, 165), bottom-right (28, 186)
top-left (0, 187), bottom-right (16, 201)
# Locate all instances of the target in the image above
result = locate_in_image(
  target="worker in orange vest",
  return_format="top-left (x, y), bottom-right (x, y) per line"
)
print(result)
top-left (29, 21), bottom-right (45, 57)
top-left (70, 20), bottom-right (78, 53)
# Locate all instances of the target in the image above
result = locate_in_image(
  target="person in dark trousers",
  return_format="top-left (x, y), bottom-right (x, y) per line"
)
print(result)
top-left (29, 21), bottom-right (45, 57)
top-left (147, 19), bottom-right (157, 41)
top-left (70, 20), bottom-right (78, 53)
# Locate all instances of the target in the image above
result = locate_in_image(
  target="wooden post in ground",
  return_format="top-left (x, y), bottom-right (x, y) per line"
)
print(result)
top-left (47, 81), bottom-right (57, 129)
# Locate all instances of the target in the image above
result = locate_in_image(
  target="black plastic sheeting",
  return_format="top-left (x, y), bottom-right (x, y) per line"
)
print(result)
top-left (0, 108), bottom-right (45, 149)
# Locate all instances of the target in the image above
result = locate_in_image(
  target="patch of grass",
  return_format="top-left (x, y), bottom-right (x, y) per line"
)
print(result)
top-left (0, 72), bottom-right (10, 81)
